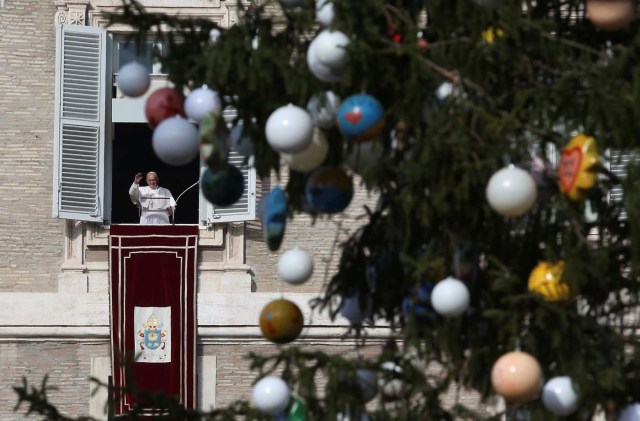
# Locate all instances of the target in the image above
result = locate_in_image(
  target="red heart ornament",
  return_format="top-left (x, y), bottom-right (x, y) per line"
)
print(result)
top-left (558, 147), bottom-right (583, 193)
top-left (345, 110), bottom-right (362, 125)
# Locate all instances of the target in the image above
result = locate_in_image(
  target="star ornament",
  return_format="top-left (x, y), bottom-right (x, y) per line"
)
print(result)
top-left (558, 133), bottom-right (599, 201)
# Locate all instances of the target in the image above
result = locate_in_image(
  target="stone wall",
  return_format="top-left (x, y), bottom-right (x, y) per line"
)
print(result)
top-left (0, 342), bottom-right (108, 420)
top-left (0, 0), bottom-right (63, 292)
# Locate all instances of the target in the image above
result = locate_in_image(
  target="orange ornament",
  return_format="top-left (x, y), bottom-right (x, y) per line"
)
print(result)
top-left (491, 351), bottom-right (543, 404)
top-left (259, 299), bottom-right (304, 344)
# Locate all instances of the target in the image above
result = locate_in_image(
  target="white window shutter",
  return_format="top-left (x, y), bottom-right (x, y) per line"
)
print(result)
top-left (52, 24), bottom-right (108, 222)
top-left (201, 152), bottom-right (257, 224)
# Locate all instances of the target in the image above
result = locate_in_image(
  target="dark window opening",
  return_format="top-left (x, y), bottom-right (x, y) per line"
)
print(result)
top-left (111, 123), bottom-right (200, 224)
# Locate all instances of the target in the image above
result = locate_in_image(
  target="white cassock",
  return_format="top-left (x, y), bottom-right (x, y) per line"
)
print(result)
top-left (129, 183), bottom-right (176, 225)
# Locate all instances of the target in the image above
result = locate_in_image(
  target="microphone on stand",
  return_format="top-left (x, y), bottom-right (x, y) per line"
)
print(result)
top-left (172, 180), bottom-right (200, 225)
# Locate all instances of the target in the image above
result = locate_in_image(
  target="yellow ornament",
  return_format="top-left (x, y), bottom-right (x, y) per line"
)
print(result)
top-left (482, 27), bottom-right (505, 44)
top-left (558, 133), bottom-right (599, 201)
top-left (528, 261), bottom-right (573, 302)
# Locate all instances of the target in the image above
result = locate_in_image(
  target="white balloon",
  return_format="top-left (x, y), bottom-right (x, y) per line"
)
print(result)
top-left (314, 30), bottom-right (350, 69)
top-left (430, 276), bottom-right (470, 317)
top-left (542, 376), bottom-right (579, 416)
top-left (152, 116), bottom-right (199, 166)
top-left (316, 0), bottom-right (335, 26)
top-left (307, 37), bottom-right (345, 83)
top-left (117, 62), bottom-right (150, 97)
top-left (345, 141), bottom-right (383, 174)
top-left (278, 247), bottom-right (314, 285)
top-left (252, 376), bottom-right (291, 415)
top-left (339, 293), bottom-right (373, 325)
top-left (486, 166), bottom-right (537, 217)
top-left (619, 403), bottom-right (640, 421)
top-left (185, 87), bottom-right (221, 123)
top-left (307, 91), bottom-right (341, 129)
top-left (281, 128), bottom-right (329, 173)
top-left (265, 104), bottom-right (314, 153)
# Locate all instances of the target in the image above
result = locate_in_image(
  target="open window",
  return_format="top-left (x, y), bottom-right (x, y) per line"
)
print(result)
top-left (53, 24), bottom-right (256, 226)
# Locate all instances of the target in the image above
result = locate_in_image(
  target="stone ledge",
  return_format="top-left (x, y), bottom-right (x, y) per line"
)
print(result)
top-left (0, 292), bottom-right (386, 330)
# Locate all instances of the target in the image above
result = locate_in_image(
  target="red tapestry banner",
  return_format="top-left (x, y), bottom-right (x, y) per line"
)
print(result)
top-left (109, 224), bottom-right (198, 416)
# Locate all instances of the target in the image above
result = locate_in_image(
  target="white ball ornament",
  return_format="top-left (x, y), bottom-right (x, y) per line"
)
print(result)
top-left (314, 30), bottom-right (350, 69)
top-left (486, 165), bottom-right (537, 217)
top-left (542, 376), bottom-right (579, 416)
top-left (307, 91), bottom-right (341, 129)
top-left (430, 276), bottom-right (470, 317)
top-left (619, 403), bottom-right (640, 421)
top-left (307, 37), bottom-right (345, 83)
top-left (278, 247), bottom-right (314, 285)
top-left (316, 0), bottom-right (335, 26)
top-left (152, 116), bottom-right (199, 166)
top-left (265, 104), bottom-right (314, 153)
top-left (185, 87), bottom-right (221, 123)
top-left (117, 62), bottom-right (150, 97)
top-left (281, 128), bottom-right (329, 173)
top-left (252, 376), bottom-right (291, 416)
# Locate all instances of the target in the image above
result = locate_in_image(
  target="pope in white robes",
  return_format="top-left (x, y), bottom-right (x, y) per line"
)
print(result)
top-left (129, 171), bottom-right (176, 225)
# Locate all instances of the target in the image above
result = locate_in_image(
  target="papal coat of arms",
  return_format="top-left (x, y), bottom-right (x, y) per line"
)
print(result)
top-left (134, 307), bottom-right (171, 363)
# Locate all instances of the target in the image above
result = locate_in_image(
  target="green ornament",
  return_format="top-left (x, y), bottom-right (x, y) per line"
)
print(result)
top-left (288, 396), bottom-right (307, 421)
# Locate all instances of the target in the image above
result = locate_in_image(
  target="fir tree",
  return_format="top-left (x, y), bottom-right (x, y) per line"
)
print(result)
top-left (16, 0), bottom-right (640, 419)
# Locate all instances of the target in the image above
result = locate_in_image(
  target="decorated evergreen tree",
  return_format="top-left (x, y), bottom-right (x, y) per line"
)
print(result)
top-left (16, 0), bottom-right (640, 419)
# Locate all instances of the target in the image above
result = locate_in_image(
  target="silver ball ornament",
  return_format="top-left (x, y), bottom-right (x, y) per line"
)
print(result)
top-left (278, 247), bottom-right (314, 285)
top-left (185, 87), bottom-right (221, 123)
top-left (265, 104), bottom-right (314, 153)
top-left (252, 376), bottom-right (291, 415)
top-left (430, 276), bottom-right (470, 317)
top-left (117, 62), bottom-right (150, 97)
top-left (152, 116), bottom-right (199, 166)
top-left (316, 0), bottom-right (335, 26)
top-left (307, 91), bottom-right (341, 129)
top-left (281, 128), bottom-right (328, 173)
top-left (486, 165), bottom-right (537, 217)
top-left (542, 376), bottom-right (579, 416)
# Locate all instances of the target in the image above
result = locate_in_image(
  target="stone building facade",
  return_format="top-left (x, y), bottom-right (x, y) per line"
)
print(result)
top-left (0, 1), bottom-right (387, 419)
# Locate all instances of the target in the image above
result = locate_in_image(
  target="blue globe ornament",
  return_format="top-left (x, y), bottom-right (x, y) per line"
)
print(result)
top-left (264, 187), bottom-right (288, 251)
top-left (336, 94), bottom-right (385, 142)
top-left (305, 167), bottom-right (353, 214)
top-left (200, 164), bottom-right (244, 207)
top-left (402, 282), bottom-right (437, 324)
